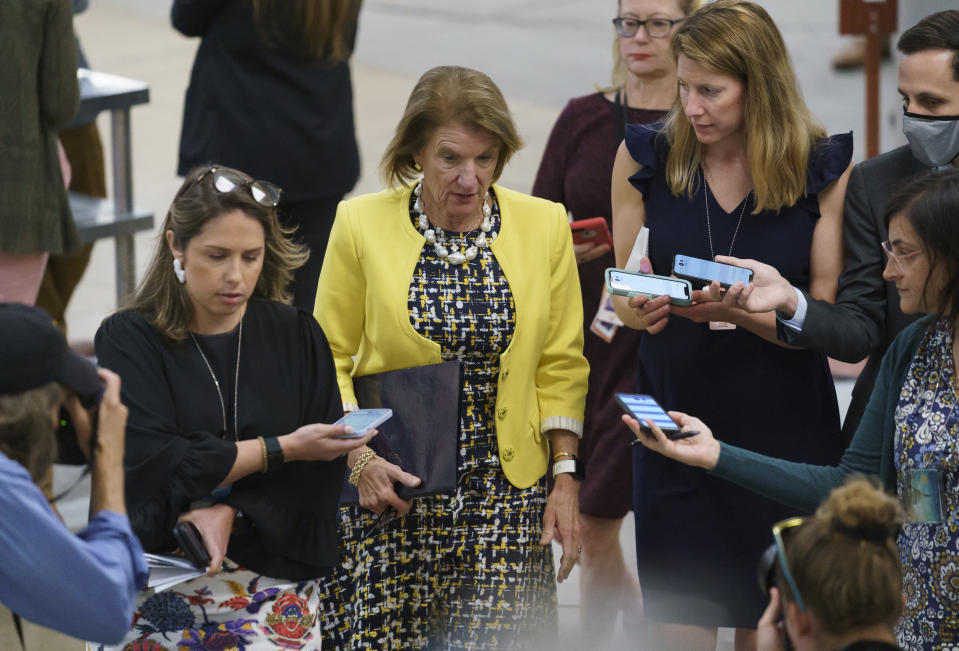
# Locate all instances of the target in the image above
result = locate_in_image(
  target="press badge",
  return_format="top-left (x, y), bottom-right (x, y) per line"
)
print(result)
top-left (709, 321), bottom-right (736, 330)
top-left (903, 469), bottom-right (945, 524)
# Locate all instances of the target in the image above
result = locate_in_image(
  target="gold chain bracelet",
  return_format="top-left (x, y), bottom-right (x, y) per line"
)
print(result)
top-left (348, 449), bottom-right (377, 486)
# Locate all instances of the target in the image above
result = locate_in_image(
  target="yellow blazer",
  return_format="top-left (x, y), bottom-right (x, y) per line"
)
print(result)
top-left (314, 184), bottom-right (588, 489)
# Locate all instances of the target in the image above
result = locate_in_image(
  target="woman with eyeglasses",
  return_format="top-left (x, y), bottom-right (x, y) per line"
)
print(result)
top-left (610, 1), bottom-right (853, 648)
top-left (755, 478), bottom-right (904, 651)
top-left (92, 165), bottom-right (372, 650)
top-left (531, 0), bottom-right (699, 640)
top-left (628, 170), bottom-right (959, 649)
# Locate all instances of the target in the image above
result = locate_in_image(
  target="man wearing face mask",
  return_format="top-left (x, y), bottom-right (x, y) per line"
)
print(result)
top-left (715, 10), bottom-right (959, 448)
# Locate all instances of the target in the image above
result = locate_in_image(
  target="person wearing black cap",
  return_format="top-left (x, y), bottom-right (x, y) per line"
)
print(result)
top-left (0, 302), bottom-right (147, 645)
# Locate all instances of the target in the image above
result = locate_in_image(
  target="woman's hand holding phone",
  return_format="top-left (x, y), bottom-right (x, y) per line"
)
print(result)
top-left (622, 257), bottom-right (672, 334)
top-left (622, 410), bottom-right (721, 471)
top-left (282, 422), bottom-right (376, 462)
top-left (177, 504), bottom-right (235, 576)
top-left (573, 241), bottom-right (612, 264)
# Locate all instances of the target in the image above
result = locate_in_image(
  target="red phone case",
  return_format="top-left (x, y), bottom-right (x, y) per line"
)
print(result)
top-left (570, 217), bottom-right (613, 248)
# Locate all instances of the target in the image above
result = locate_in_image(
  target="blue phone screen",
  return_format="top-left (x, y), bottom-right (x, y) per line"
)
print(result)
top-left (674, 255), bottom-right (752, 286)
top-left (617, 394), bottom-right (678, 431)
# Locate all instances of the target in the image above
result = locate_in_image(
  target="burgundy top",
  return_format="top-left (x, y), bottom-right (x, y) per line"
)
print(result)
top-left (532, 92), bottom-right (666, 518)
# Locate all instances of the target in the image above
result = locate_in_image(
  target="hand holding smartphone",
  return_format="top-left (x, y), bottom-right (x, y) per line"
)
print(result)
top-left (605, 268), bottom-right (693, 307)
top-left (172, 521), bottom-right (212, 570)
top-left (615, 393), bottom-right (698, 441)
top-left (570, 217), bottom-right (613, 248)
top-left (333, 408), bottom-right (393, 439)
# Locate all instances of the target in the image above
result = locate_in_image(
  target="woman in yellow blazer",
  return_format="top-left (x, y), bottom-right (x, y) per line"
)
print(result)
top-left (315, 66), bottom-right (589, 649)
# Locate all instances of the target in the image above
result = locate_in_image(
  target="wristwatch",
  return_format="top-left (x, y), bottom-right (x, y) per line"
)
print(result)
top-left (552, 457), bottom-right (586, 481)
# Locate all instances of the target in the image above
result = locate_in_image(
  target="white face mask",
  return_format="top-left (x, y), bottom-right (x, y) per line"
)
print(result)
top-left (903, 111), bottom-right (959, 168)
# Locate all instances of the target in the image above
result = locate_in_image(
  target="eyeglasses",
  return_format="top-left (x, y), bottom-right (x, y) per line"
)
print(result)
top-left (194, 167), bottom-right (282, 207)
top-left (881, 240), bottom-right (923, 274)
top-left (612, 16), bottom-right (683, 39)
top-left (771, 517), bottom-right (807, 612)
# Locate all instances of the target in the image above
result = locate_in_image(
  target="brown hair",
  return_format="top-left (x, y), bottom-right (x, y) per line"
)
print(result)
top-left (0, 383), bottom-right (62, 483)
top-left (380, 66), bottom-right (523, 188)
top-left (251, 0), bottom-right (362, 62)
top-left (132, 165), bottom-right (307, 342)
top-left (665, 0), bottom-right (826, 213)
top-left (780, 478), bottom-right (903, 636)
top-left (604, 0), bottom-right (702, 92)
top-left (883, 170), bottom-right (959, 326)
top-left (897, 10), bottom-right (959, 82)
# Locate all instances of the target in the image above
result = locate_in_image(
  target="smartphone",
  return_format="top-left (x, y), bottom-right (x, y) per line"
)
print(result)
top-left (173, 521), bottom-right (212, 570)
top-left (332, 408), bottom-right (393, 439)
top-left (672, 254), bottom-right (753, 289)
top-left (616, 393), bottom-right (694, 440)
top-left (570, 217), bottom-right (613, 249)
top-left (605, 268), bottom-right (693, 307)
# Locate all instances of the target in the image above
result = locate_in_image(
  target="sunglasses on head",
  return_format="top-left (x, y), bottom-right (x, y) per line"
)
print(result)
top-left (757, 516), bottom-right (807, 612)
top-left (193, 166), bottom-right (282, 207)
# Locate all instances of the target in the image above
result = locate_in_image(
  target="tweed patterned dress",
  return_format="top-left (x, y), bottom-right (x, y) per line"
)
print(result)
top-left (318, 191), bottom-right (557, 650)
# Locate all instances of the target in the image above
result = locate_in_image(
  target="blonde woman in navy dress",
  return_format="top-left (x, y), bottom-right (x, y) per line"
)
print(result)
top-left (610, 2), bottom-right (853, 649)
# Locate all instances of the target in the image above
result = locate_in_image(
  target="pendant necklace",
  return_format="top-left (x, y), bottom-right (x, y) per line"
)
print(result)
top-left (703, 168), bottom-right (749, 331)
top-left (189, 319), bottom-right (242, 441)
top-left (413, 181), bottom-right (495, 266)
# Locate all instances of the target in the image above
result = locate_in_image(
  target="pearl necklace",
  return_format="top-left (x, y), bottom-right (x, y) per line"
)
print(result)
top-left (413, 181), bottom-right (495, 265)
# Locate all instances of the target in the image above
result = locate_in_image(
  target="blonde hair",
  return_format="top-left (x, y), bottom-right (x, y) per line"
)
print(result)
top-left (781, 478), bottom-right (903, 636)
top-left (380, 66), bottom-right (523, 188)
top-left (251, 0), bottom-right (362, 62)
top-left (0, 383), bottom-right (62, 483)
top-left (132, 165), bottom-right (308, 342)
top-left (665, 0), bottom-right (826, 213)
top-left (603, 0), bottom-right (702, 93)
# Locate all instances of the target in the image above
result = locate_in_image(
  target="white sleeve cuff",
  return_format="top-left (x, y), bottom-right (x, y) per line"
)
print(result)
top-left (541, 416), bottom-right (584, 438)
top-left (342, 401), bottom-right (359, 414)
top-left (776, 286), bottom-right (807, 332)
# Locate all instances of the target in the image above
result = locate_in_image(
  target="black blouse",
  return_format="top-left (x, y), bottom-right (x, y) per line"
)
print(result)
top-left (95, 299), bottom-right (345, 580)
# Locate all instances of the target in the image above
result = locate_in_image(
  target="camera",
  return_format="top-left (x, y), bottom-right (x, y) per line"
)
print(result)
top-left (55, 381), bottom-right (105, 465)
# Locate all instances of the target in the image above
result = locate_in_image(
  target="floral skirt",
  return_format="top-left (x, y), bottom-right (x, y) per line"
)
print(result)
top-left (88, 563), bottom-right (321, 651)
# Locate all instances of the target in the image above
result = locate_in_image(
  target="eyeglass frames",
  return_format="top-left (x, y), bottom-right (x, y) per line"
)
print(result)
top-left (193, 166), bottom-right (282, 207)
top-left (881, 239), bottom-right (923, 275)
top-left (771, 517), bottom-right (807, 612)
top-left (612, 16), bottom-right (684, 39)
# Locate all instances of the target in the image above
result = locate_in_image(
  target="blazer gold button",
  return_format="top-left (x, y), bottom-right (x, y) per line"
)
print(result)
top-left (497, 406), bottom-right (508, 419)
top-left (501, 368), bottom-right (509, 378)
top-left (502, 447), bottom-right (515, 461)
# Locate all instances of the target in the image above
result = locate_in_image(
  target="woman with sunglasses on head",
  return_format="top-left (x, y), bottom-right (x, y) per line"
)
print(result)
top-left (610, 1), bottom-right (853, 648)
top-left (531, 0), bottom-right (698, 640)
top-left (628, 170), bottom-right (959, 649)
top-left (756, 478), bottom-right (904, 651)
top-left (92, 165), bottom-right (372, 650)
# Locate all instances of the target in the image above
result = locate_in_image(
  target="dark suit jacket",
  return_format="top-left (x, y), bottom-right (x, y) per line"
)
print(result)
top-left (0, 0), bottom-right (79, 255)
top-left (172, 0), bottom-right (360, 203)
top-left (778, 144), bottom-right (929, 446)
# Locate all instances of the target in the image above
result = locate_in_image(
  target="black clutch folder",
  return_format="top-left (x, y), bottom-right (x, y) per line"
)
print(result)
top-left (339, 360), bottom-right (461, 505)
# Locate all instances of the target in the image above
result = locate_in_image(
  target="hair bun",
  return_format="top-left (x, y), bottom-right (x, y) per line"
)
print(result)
top-left (829, 517), bottom-right (900, 545)
top-left (817, 477), bottom-right (904, 545)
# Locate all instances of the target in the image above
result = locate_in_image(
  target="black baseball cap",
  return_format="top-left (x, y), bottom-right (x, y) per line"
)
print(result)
top-left (0, 303), bottom-right (102, 407)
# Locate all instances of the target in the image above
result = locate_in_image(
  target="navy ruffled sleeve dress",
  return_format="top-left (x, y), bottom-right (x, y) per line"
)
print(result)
top-left (624, 124), bottom-right (852, 627)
